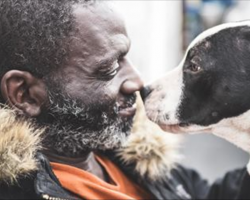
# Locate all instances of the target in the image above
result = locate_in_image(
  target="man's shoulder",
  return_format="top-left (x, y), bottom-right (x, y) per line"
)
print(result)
top-left (0, 153), bottom-right (77, 200)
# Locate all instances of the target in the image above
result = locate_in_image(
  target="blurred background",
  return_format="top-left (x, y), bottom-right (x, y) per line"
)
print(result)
top-left (113, 0), bottom-right (250, 183)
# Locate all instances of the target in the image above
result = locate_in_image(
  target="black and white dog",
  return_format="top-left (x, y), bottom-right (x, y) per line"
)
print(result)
top-left (142, 21), bottom-right (250, 172)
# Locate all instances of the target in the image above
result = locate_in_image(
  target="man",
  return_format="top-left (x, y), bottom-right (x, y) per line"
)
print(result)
top-left (0, 0), bottom-right (249, 199)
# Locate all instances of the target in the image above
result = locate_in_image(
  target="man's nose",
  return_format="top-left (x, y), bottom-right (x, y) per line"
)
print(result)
top-left (140, 86), bottom-right (152, 101)
top-left (121, 65), bottom-right (144, 95)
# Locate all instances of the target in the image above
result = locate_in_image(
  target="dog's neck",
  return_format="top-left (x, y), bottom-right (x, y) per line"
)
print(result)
top-left (209, 109), bottom-right (250, 175)
top-left (211, 109), bottom-right (250, 154)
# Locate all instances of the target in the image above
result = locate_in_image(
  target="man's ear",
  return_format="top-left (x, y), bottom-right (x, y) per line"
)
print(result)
top-left (1, 70), bottom-right (48, 117)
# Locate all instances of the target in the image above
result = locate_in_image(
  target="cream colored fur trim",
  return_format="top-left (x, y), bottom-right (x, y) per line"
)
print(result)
top-left (0, 107), bottom-right (43, 184)
top-left (117, 93), bottom-right (182, 181)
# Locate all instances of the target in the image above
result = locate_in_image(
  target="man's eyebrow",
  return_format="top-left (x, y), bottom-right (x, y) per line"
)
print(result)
top-left (97, 55), bottom-right (118, 69)
top-left (97, 50), bottom-right (128, 69)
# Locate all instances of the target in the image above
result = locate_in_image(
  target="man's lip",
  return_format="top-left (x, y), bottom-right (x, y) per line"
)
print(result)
top-left (118, 104), bottom-right (136, 117)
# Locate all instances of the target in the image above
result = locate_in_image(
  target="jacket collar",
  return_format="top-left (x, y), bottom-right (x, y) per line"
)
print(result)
top-left (115, 95), bottom-right (182, 182)
top-left (0, 107), bottom-right (42, 184)
top-left (35, 152), bottom-right (78, 199)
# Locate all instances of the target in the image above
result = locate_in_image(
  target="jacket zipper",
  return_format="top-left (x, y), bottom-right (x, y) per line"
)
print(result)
top-left (42, 194), bottom-right (69, 200)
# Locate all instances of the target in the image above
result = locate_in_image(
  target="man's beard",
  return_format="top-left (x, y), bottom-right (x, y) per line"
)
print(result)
top-left (40, 78), bottom-right (136, 157)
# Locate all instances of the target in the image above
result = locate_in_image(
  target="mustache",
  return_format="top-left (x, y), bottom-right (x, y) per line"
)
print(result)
top-left (115, 94), bottom-right (137, 112)
top-left (125, 93), bottom-right (137, 106)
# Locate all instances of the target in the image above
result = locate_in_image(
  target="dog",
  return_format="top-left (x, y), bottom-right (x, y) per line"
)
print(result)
top-left (141, 21), bottom-right (250, 173)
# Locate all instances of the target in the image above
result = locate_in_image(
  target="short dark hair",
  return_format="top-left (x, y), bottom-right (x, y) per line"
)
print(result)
top-left (0, 0), bottom-right (94, 79)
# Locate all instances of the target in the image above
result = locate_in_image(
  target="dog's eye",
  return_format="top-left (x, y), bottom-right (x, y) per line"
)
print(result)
top-left (189, 64), bottom-right (201, 73)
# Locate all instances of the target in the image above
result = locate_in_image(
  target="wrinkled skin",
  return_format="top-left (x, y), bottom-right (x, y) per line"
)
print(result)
top-left (40, 2), bottom-right (143, 157)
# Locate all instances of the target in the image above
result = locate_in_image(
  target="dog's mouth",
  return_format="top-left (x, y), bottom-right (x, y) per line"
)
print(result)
top-left (159, 122), bottom-right (212, 135)
top-left (158, 122), bottom-right (190, 133)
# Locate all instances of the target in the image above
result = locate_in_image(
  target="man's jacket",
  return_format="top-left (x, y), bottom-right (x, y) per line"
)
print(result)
top-left (0, 107), bottom-right (250, 200)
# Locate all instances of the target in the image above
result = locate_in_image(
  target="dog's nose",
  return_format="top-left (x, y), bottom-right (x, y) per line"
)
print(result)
top-left (140, 86), bottom-right (152, 101)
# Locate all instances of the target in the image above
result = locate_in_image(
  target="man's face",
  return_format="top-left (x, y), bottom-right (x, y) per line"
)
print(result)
top-left (41, 2), bottom-right (143, 157)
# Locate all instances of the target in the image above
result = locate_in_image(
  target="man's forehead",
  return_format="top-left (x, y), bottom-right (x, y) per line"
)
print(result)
top-left (72, 2), bottom-right (127, 36)
top-left (63, 2), bottom-right (130, 71)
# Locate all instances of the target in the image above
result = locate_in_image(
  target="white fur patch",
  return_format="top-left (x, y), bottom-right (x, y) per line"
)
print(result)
top-left (159, 64), bottom-right (184, 123)
top-left (144, 62), bottom-right (184, 125)
top-left (187, 20), bottom-right (250, 52)
top-left (211, 110), bottom-right (250, 153)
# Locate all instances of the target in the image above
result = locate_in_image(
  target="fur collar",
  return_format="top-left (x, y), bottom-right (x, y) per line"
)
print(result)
top-left (116, 94), bottom-right (182, 181)
top-left (0, 97), bottom-right (181, 184)
top-left (0, 107), bottom-right (43, 184)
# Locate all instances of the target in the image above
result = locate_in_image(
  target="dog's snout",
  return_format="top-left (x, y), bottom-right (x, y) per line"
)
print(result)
top-left (140, 86), bottom-right (152, 101)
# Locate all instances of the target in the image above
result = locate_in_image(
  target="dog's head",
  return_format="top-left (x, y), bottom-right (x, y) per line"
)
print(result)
top-left (142, 21), bottom-right (250, 141)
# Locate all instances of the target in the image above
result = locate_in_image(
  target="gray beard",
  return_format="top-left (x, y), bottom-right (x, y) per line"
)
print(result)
top-left (41, 88), bottom-right (134, 157)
